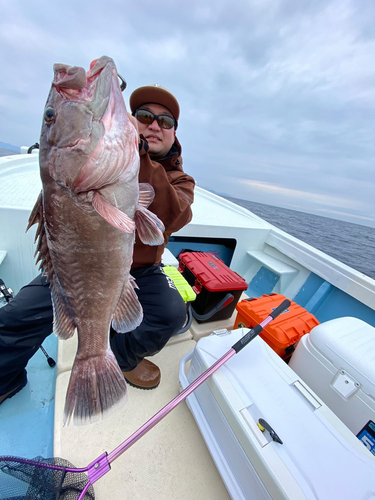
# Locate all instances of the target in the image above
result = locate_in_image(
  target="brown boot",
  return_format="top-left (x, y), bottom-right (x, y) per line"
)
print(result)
top-left (123, 359), bottom-right (161, 389)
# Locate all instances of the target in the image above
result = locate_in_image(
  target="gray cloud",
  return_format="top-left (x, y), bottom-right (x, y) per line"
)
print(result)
top-left (0, 0), bottom-right (374, 226)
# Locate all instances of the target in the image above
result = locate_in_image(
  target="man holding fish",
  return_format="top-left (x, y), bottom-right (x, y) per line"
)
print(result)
top-left (0, 57), bottom-right (195, 425)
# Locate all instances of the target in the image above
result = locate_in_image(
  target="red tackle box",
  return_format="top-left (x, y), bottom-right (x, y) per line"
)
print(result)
top-left (178, 252), bottom-right (248, 323)
top-left (234, 293), bottom-right (319, 360)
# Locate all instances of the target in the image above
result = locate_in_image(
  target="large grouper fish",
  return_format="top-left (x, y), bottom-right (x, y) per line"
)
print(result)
top-left (27, 56), bottom-right (164, 425)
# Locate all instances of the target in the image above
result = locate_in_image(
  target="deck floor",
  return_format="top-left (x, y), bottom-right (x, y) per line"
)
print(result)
top-left (0, 333), bottom-right (57, 458)
top-left (54, 336), bottom-right (231, 500)
top-left (0, 319), bottom-right (234, 499)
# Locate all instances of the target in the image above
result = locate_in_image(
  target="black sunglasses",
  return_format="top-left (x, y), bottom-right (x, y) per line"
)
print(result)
top-left (134, 109), bottom-right (177, 130)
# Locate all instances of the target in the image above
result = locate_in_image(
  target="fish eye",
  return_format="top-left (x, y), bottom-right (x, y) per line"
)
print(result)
top-left (44, 107), bottom-right (55, 122)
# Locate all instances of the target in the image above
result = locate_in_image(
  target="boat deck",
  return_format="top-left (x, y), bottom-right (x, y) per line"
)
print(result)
top-left (0, 333), bottom-right (57, 458)
top-left (0, 333), bottom-right (232, 499)
top-left (54, 328), bottom-right (233, 499)
top-left (2, 152), bottom-right (375, 498)
top-left (0, 306), bottom-right (239, 498)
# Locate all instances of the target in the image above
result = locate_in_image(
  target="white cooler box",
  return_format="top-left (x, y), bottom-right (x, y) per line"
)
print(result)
top-left (289, 317), bottom-right (375, 438)
top-left (179, 329), bottom-right (375, 500)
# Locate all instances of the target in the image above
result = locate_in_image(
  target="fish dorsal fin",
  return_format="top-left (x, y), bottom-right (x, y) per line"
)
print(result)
top-left (92, 191), bottom-right (135, 233)
top-left (51, 276), bottom-right (77, 339)
top-left (138, 183), bottom-right (155, 208)
top-left (27, 190), bottom-right (43, 232)
top-left (112, 276), bottom-right (143, 333)
top-left (134, 206), bottom-right (165, 246)
top-left (27, 190), bottom-right (54, 282)
top-left (28, 192), bottom-right (76, 340)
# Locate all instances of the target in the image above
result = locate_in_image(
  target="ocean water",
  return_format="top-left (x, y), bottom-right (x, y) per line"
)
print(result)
top-left (225, 196), bottom-right (375, 280)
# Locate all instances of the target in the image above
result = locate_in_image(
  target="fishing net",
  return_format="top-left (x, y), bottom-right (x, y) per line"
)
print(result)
top-left (0, 455), bottom-right (95, 500)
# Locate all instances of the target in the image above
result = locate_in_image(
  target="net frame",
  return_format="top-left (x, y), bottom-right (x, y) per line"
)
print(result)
top-left (0, 455), bottom-right (95, 499)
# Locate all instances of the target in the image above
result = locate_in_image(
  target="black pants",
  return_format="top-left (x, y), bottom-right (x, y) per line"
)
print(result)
top-left (0, 266), bottom-right (187, 395)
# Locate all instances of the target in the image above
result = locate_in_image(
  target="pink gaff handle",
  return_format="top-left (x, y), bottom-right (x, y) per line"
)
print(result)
top-left (107, 299), bottom-right (291, 464)
top-left (78, 299), bottom-right (291, 498)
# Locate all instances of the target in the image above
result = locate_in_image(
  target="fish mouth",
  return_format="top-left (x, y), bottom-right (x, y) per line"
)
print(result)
top-left (52, 56), bottom-right (118, 119)
top-left (47, 56), bottom-right (130, 194)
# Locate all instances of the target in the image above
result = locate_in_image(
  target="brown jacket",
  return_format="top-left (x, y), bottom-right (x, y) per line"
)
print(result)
top-left (132, 137), bottom-right (195, 269)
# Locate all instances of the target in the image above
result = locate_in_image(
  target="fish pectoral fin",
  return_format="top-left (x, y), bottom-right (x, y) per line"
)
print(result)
top-left (27, 190), bottom-right (54, 282)
top-left (138, 183), bottom-right (155, 208)
top-left (51, 279), bottom-right (77, 340)
top-left (64, 350), bottom-right (127, 426)
top-left (112, 276), bottom-right (143, 333)
top-left (92, 191), bottom-right (135, 233)
top-left (134, 205), bottom-right (165, 246)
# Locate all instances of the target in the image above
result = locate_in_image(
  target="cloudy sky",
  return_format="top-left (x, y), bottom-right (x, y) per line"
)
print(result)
top-left (1, 0), bottom-right (374, 227)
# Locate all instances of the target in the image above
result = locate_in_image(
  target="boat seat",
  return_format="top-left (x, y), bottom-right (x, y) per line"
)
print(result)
top-left (246, 250), bottom-right (299, 294)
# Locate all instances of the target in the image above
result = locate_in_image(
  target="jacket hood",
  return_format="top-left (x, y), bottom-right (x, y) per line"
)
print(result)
top-left (159, 137), bottom-right (182, 169)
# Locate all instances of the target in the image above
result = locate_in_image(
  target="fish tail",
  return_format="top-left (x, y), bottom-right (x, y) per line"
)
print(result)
top-left (63, 350), bottom-right (127, 426)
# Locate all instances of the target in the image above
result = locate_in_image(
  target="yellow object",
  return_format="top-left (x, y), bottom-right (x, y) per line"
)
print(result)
top-left (163, 265), bottom-right (196, 303)
top-left (257, 422), bottom-right (266, 432)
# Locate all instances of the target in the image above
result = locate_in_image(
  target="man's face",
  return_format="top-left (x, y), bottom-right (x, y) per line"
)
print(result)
top-left (135, 103), bottom-right (176, 160)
